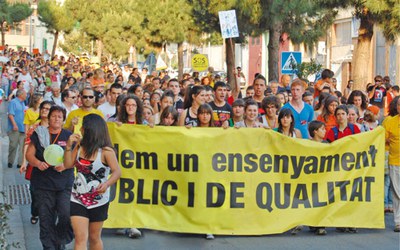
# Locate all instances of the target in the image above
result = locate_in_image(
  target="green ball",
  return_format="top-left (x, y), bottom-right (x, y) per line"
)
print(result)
top-left (44, 144), bottom-right (64, 166)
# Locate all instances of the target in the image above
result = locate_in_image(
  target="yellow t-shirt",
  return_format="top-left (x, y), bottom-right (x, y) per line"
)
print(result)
top-left (383, 115), bottom-right (400, 166)
top-left (23, 108), bottom-right (39, 126)
top-left (72, 72), bottom-right (81, 79)
top-left (64, 108), bottom-right (104, 131)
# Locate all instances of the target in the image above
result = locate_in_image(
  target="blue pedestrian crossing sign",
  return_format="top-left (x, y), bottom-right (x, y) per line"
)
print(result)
top-left (281, 52), bottom-right (302, 75)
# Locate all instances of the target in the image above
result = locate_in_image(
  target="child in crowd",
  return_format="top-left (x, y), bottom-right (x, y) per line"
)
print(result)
top-left (238, 99), bottom-right (263, 128)
top-left (245, 86), bottom-right (254, 98)
top-left (274, 108), bottom-right (301, 138)
top-left (143, 106), bottom-right (154, 125)
top-left (317, 95), bottom-right (339, 136)
top-left (362, 105), bottom-right (380, 130)
top-left (159, 106), bottom-right (178, 126)
top-left (222, 99), bottom-right (245, 128)
top-left (197, 103), bottom-right (215, 127)
top-left (326, 105), bottom-right (360, 143)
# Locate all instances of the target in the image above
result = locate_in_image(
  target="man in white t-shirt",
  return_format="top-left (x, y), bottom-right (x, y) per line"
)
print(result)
top-left (122, 65), bottom-right (131, 84)
top-left (97, 83), bottom-right (122, 120)
top-left (17, 67), bottom-right (33, 95)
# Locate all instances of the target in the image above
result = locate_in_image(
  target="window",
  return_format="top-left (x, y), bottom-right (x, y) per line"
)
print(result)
top-left (335, 21), bottom-right (351, 46)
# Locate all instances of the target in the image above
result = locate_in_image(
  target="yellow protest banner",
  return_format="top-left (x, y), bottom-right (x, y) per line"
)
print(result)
top-left (104, 123), bottom-right (385, 235)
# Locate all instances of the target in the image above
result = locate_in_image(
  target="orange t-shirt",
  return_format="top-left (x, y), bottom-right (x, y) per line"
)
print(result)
top-left (314, 79), bottom-right (324, 98)
top-left (91, 77), bottom-right (105, 87)
top-left (385, 92), bottom-right (393, 116)
top-left (317, 114), bottom-right (337, 138)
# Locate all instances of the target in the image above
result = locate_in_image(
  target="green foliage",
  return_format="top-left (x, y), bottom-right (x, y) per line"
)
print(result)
top-left (293, 59), bottom-right (322, 79)
top-left (0, 0), bottom-right (32, 23)
top-left (318, 0), bottom-right (400, 42)
top-left (364, 0), bottom-right (400, 42)
top-left (0, 0), bottom-right (32, 44)
top-left (208, 32), bottom-right (224, 45)
top-left (59, 29), bottom-right (92, 55)
top-left (0, 192), bottom-right (20, 250)
top-left (141, 0), bottom-right (193, 45)
top-left (266, 0), bottom-right (336, 48)
top-left (64, 0), bottom-right (200, 59)
top-left (38, 0), bottom-right (74, 34)
top-left (7, 3), bottom-right (31, 23)
top-left (65, 0), bottom-right (145, 58)
top-left (189, 0), bottom-right (267, 39)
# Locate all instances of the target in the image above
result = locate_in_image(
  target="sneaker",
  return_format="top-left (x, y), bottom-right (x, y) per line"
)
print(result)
top-left (394, 225), bottom-right (400, 232)
top-left (205, 234), bottom-right (215, 240)
top-left (30, 216), bottom-right (39, 225)
top-left (316, 228), bottom-right (327, 235)
top-left (127, 228), bottom-right (142, 238)
top-left (8, 163), bottom-right (12, 168)
top-left (291, 225), bottom-right (303, 235)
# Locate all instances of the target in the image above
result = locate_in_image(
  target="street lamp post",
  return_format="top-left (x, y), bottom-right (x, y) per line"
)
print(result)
top-left (32, 17), bottom-right (35, 51)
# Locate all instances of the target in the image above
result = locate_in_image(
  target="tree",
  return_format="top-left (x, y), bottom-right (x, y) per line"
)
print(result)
top-left (38, 0), bottom-right (74, 58)
top-left (293, 59), bottom-right (322, 79)
top-left (189, 1), bottom-right (335, 85)
top-left (140, 0), bottom-right (199, 79)
top-left (264, 0), bottom-right (336, 82)
top-left (189, 0), bottom-right (267, 88)
top-left (0, 0), bottom-right (32, 45)
top-left (65, 0), bottom-right (146, 63)
top-left (58, 29), bottom-right (92, 56)
top-left (319, 0), bottom-right (400, 91)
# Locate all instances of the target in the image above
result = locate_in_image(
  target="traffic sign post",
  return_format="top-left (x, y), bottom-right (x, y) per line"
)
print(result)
top-left (191, 54), bottom-right (209, 72)
top-left (281, 52), bottom-right (302, 75)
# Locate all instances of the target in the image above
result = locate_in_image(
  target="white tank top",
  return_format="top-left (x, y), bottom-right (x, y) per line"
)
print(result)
top-left (71, 148), bottom-right (111, 209)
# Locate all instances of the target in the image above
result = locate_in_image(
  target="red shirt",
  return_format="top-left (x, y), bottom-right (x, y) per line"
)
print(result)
top-left (326, 123), bottom-right (361, 143)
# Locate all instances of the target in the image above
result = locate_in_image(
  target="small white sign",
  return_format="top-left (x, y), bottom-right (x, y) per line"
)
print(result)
top-left (219, 10), bottom-right (239, 39)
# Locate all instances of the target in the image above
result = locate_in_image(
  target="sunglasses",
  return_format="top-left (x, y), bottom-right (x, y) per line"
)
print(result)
top-left (69, 96), bottom-right (77, 99)
top-left (82, 95), bottom-right (94, 99)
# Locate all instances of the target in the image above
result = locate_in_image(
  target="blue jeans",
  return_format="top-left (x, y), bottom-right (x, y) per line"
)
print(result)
top-left (1, 79), bottom-right (10, 97)
top-left (384, 174), bottom-right (393, 207)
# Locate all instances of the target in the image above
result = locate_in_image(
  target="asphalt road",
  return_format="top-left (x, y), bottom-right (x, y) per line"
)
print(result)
top-left (1, 100), bottom-right (399, 250)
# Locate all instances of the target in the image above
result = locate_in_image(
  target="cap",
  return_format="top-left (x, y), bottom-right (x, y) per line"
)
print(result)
top-left (367, 105), bottom-right (380, 115)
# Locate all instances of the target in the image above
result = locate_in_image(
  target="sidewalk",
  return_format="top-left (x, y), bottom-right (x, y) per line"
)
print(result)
top-left (1, 99), bottom-right (26, 249)
top-left (1, 135), bottom-right (27, 250)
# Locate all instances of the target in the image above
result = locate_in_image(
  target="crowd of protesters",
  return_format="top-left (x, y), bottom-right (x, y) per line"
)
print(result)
top-left (2, 46), bottom-right (400, 248)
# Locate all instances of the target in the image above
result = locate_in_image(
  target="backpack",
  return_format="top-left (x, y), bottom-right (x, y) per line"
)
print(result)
top-left (332, 123), bottom-right (355, 140)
